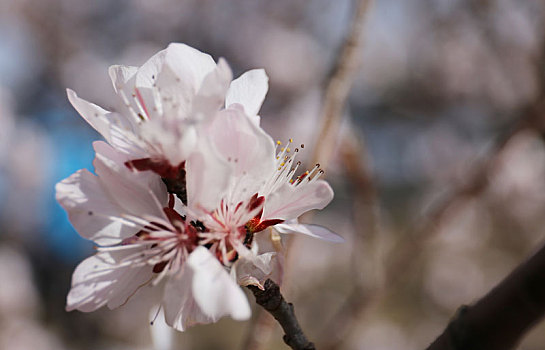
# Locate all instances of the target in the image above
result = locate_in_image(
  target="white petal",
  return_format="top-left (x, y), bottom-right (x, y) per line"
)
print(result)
top-left (66, 89), bottom-right (112, 142)
top-left (188, 247), bottom-right (251, 321)
top-left (66, 249), bottom-right (153, 312)
top-left (233, 250), bottom-right (276, 290)
top-left (108, 65), bottom-right (147, 122)
top-left (148, 44), bottom-right (220, 121)
top-left (275, 223), bottom-right (344, 243)
top-left (165, 43), bottom-right (217, 92)
top-left (133, 48), bottom-right (168, 120)
top-left (261, 179), bottom-right (334, 221)
top-left (55, 169), bottom-right (139, 245)
top-left (67, 89), bottom-right (135, 144)
top-left (162, 266), bottom-right (214, 331)
top-left (206, 107), bottom-right (276, 187)
top-left (253, 231), bottom-right (285, 284)
top-left (152, 62), bottom-right (192, 120)
top-left (108, 123), bottom-right (148, 159)
top-left (135, 48), bottom-right (167, 89)
top-left (94, 140), bottom-right (168, 204)
top-left (226, 69), bottom-right (268, 118)
top-left (108, 65), bottom-right (138, 94)
top-left (191, 58), bottom-right (233, 121)
top-left (150, 308), bottom-right (176, 350)
top-left (185, 136), bottom-right (231, 211)
top-left (138, 116), bottom-right (194, 165)
top-left (93, 141), bottom-right (168, 220)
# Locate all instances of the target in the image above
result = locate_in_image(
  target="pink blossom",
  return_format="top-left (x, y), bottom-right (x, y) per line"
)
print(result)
top-left (58, 42), bottom-right (340, 332)
top-left (57, 142), bottom-right (254, 330)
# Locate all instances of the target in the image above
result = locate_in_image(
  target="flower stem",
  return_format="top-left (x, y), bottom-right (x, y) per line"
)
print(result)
top-left (247, 279), bottom-right (315, 350)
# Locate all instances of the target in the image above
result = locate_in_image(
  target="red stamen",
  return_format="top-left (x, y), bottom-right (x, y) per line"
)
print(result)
top-left (153, 261), bottom-right (168, 273)
top-left (125, 158), bottom-right (185, 179)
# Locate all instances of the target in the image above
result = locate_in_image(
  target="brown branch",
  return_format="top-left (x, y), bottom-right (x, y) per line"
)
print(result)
top-left (242, 1), bottom-right (373, 349)
top-left (319, 34), bottom-right (545, 350)
top-left (426, 240), bottom-right (545, 350)
top-left (385, 103), bottom-right (545, 280)
top-left (311, 0), bottom-right (372, 167)
top-left (319, 129), bottom-right (381, 350)
top-left (247, 279), bottom-right (315, 350)
top-left (316, 89), bottom-right (545, 350)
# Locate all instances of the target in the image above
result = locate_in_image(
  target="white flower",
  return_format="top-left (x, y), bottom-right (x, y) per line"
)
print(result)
top-left (56, 142), bottom-right (252, 331)
top-left (67, 43), bottom-right (269, 183)
top-left (58, 42), bottom-right (341, 332)
top-left (189, 104), bottom-right (343, 243)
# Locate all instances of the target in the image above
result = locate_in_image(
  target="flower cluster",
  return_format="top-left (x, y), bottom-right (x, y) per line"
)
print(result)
top-left (56, 43), bottom-right (342, 331)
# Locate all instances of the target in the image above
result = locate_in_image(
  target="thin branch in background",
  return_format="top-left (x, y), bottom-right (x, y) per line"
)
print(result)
top-left (287, 0), bottom-right (372, 288)
top-left (425, 239), bottom-right (545, 350)
top-left (384, 104), bottom-right (545, 285)
top-left (423, 43), bottom-right (545, 350)
top-left (319, 94), bottom-right (545, 350)
top-left (321, 39), bottom-right (545, 350)
top-left (310, 0), bottom-right (372, 167)
top-left (247, 280), bottom-right (315, 350)
top-left (384, 36), bottom-right (545, 293)
top-left (319, 129), bottom-right (381, 350)
top-left (241, 1), bottom-right (372, 349)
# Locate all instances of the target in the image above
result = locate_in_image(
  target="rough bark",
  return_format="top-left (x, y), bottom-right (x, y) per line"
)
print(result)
top-left (248, 279), bottom-right (315, 350)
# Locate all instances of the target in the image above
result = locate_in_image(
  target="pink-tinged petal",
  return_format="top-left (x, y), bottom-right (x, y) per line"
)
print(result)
top-left (207, 107), bottom-right (276, 186)
top-left (261, 179), bottom-right (334, 221)
top-left (55, 169), bottom-right (140, 245)
top-left (93, 141), bottom-right (168, 220)
top-left (185, 137), bottom-right (231, 211)
top-left (66, 249), bottom-right (153, 312)
top-left (162, 265), bottom-right (214, 331)
top-left (274, 222), bottom-right (344, 243)
top-left (226, 69), bottom-right (268, 118)
top-left (188, 247), bottom-right (251, 321)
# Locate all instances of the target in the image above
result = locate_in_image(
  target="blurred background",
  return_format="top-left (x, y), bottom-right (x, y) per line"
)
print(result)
top-left (1, 0), bottom-right (545, 349)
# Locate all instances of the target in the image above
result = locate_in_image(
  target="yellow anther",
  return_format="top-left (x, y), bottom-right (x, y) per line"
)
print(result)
top-left (289, 138), bottom-right (293, 143)
top-left (286, 148), bottom-right (291, 153)
top-left (280, 147), bottom-right (285, 151)
top-left (277, 140), bottom-right (282, 145)
top-left (280, 162), bottom-right (285, 166)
